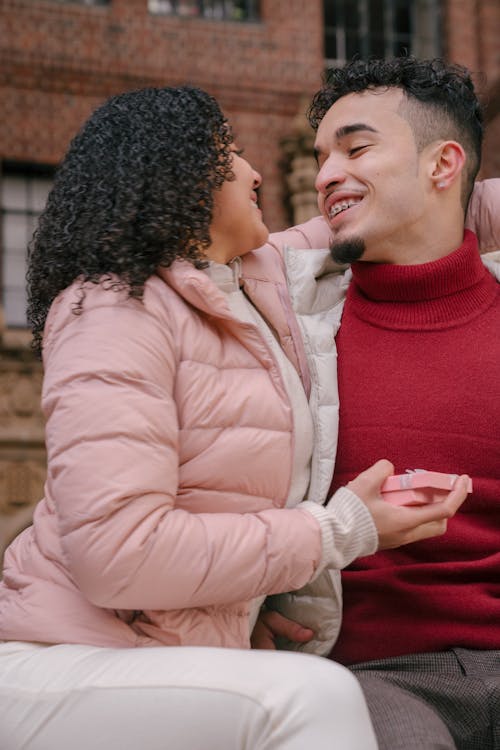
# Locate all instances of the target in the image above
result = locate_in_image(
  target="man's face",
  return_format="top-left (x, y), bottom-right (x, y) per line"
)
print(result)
top-left (314, 88), bottom-right (431, 263)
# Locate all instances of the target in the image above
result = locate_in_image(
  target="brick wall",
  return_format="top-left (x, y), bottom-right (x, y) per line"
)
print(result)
top-left (1, 0), bottom-right (498, 224)
top-left (0, 0), bottom-right (326, 231)
top-left (443, 0), bottom-right (500, 178)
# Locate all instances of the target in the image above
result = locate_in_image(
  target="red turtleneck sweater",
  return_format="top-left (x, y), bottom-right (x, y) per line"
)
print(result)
top-left (329, 231), bottom-right (500, 665)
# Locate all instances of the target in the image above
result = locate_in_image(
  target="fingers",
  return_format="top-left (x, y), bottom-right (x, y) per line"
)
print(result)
top-left (259, 610), bottom-right (314, 643)
top-left (250, 621), bottom-right (276, 650)
top-left (364, 472), bottom-right (471, 551)
top-left (384, 519), bottom-right (448, 548)
top-left (442, 475), bottom-right (471, 514)
top-left (250, 610), bottom-right (315, 650)
top-left (397, 475), bottom-right (470, 526)
top-left (348, 459), bottom-right (395, 500)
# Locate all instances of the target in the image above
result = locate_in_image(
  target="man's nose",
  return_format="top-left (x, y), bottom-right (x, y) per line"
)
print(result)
top-left (315, 155), bottom-right (347, 195)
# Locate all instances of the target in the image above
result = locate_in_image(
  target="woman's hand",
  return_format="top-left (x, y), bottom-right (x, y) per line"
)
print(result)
top-left (348, 459), bottom-right (470, 549)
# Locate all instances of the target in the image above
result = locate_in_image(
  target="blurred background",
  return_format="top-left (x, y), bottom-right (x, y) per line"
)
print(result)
top-left (0, 0), bottom-right (499, 556)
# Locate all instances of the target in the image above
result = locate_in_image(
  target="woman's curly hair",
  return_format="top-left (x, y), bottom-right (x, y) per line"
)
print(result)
top-left (27, 86), bottom-right (234, 356)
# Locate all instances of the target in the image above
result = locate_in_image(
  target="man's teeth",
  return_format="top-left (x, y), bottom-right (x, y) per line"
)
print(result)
top-left (329, 198), bottom-right (362, 218)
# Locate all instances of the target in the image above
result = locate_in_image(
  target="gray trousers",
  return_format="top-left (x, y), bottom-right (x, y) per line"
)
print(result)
top-left (350, 649), bottom-right (500, 750)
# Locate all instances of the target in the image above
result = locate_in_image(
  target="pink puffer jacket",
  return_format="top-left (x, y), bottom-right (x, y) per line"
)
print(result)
top-left (0, 247), bottom-right (323, 649)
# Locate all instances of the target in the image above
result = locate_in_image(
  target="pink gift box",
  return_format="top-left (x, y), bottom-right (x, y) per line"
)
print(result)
top-left (381, 470), bottom-right (473, 506)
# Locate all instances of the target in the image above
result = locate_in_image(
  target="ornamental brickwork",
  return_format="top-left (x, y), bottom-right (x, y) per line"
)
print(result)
top-left (0, 342), bottom-right (45, 558)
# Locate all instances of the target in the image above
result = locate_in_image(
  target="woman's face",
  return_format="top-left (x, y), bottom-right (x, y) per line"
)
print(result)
top-left (206, 149), bottom-right (269, 264)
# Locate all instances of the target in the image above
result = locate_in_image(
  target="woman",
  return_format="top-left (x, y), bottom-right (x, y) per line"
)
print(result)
top-left (0, 86), bottom-right (469, 749)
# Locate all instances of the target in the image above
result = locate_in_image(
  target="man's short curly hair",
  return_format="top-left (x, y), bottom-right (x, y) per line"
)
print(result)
top-left (308, 57), bottom-right (483, 210)
top-left (27, 86), bottom-right (234, 356)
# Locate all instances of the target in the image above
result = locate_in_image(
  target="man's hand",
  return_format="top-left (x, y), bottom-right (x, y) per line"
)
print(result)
top-left (251, 610), bottom-right (314, 650)
top-left (348, 459), bottom-right (471, 549)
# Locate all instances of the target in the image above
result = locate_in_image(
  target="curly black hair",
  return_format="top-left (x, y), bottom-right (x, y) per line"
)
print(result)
top-left (308, 57), bottom-right (484, 209)
top-left (27, 86), bottom-right (234, 356)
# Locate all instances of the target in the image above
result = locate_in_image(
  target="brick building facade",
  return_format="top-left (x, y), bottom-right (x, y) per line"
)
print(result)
top-left (0, 0), bottom-right (499, 555)
top-left (445, 0), bottom-right (500, 179)
top-left (1, 0), bottom-right (326, 233)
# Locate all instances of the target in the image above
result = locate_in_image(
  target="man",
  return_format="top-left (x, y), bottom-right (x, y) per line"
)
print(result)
top-left (255, 58), bottom-right (500, 750)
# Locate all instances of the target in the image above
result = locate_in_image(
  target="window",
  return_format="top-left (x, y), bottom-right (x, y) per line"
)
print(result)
top-left (324, 0), bottom-right (441, 66)
top-left (1, 164), bottom-right (54, 328)
top-left (148, 0), bottom-right (260, 22)
top-left (53, 0), bottom-right (110, 6)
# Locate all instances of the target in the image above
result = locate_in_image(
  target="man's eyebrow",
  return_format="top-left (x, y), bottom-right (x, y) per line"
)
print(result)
top-left (314, 123), bottom-right (379, 162)
top-left (335, 123), bottom-right (378, 139)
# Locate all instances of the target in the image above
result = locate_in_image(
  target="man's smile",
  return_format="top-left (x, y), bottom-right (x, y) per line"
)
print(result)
top-left (325, 192), bottom-right (364, 223)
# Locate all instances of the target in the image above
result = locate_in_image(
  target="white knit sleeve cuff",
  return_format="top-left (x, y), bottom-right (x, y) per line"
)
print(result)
top-left (301, 487), bottom-right (378, 575)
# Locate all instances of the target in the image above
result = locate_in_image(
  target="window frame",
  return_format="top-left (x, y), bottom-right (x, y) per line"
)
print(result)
top-left (324, 0), bottom-right (442, 67)
top-left (0, 162), bottom-right (55, 337)
top-left (148, 0), bottom-right (261, 23)
top-left (50, 0), bottom-right (110, 6)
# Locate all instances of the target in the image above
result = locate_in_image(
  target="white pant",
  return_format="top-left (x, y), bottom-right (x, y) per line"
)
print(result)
top-left (0, 641), bottom-right (377, 750)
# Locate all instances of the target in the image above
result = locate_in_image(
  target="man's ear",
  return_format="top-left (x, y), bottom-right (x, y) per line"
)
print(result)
top-left (428, 140), bottom-right (466, 192)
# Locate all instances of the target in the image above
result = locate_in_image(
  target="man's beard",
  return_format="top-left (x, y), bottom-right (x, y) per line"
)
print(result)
top-left (329, 236), bottom-right (365, 264)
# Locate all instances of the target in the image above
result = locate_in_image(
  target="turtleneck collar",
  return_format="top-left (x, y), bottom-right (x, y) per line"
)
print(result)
top-left (347, 230), bottom-right (497, 330)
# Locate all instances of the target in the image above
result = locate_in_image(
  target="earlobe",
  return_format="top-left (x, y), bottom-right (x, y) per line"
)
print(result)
top-left (430, 141), bottom-right (466, 192)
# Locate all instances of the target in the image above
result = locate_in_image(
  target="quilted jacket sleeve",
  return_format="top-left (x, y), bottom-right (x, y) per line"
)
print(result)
top-left (41, 280), bottom-right (327, 612)
top-left (268, 216), bottom-right (332, 253)
top-left (466, 178), bottom-right (500, 253)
